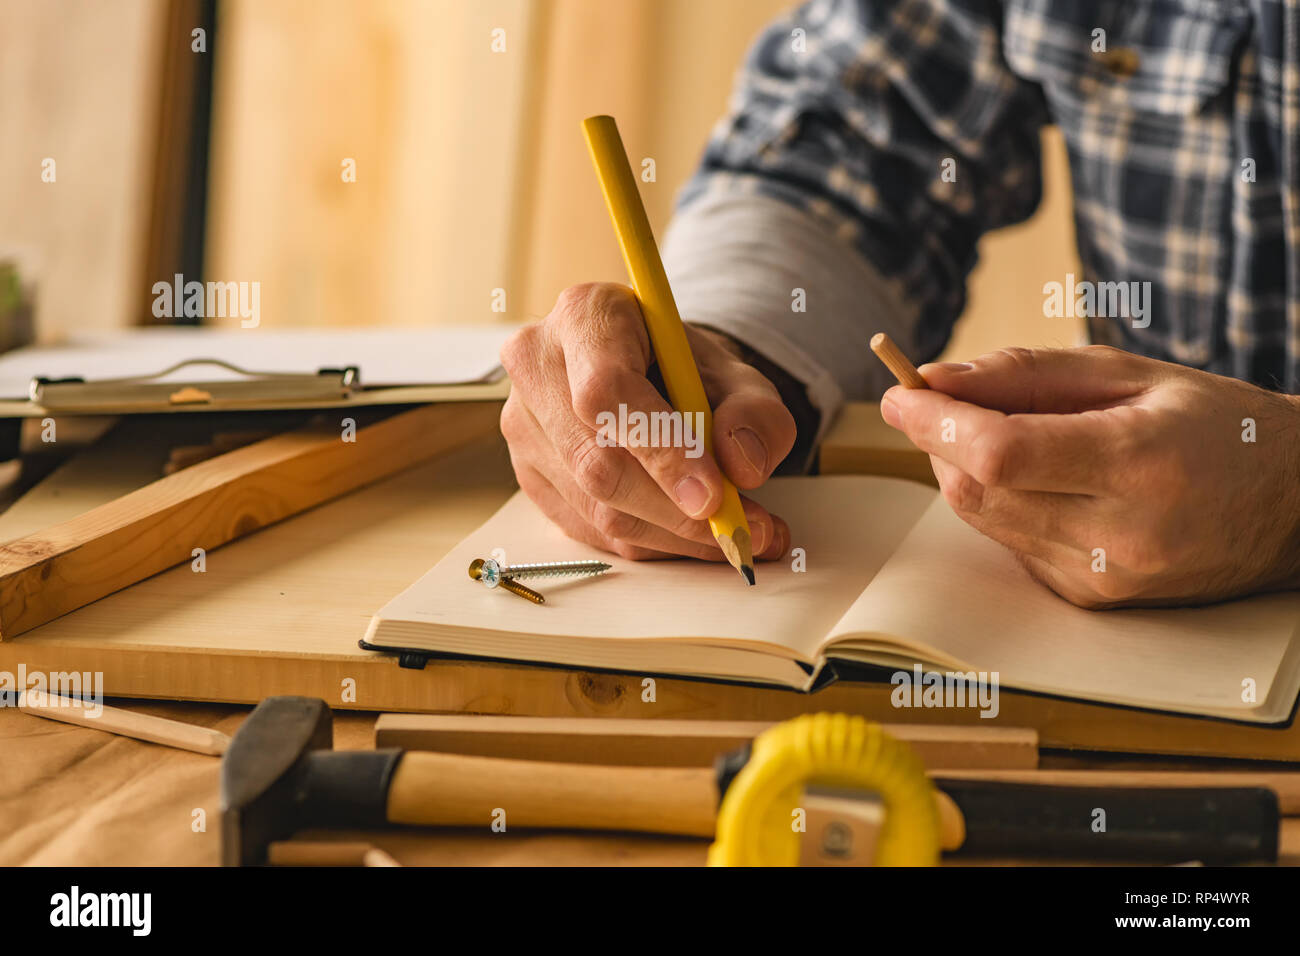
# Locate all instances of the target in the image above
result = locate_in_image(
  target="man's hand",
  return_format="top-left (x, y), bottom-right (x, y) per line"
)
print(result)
top-left (880, 345), bottom-right (1300, 608)
top-left (499, 282), bottom-right (795, 561)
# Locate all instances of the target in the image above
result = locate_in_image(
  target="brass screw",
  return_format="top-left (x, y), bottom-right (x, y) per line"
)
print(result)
top-left (468, 557), bottom-right (611, 605)
top-left (497, 577), bottom-right (546, 605)
top-left (467, 558), bottom-right (547, 605)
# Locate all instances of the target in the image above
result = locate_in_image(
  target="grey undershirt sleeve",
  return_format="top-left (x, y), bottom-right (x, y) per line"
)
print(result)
top-left (661, 191), bottom-right (924, 451)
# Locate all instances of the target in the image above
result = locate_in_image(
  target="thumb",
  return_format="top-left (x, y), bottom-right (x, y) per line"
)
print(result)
top-left (709, 364), bottom-right (797, 488)
top-left (918, 345), bottom-right (1157, 414)
top-left (685, 325), bottom-right (796, 488)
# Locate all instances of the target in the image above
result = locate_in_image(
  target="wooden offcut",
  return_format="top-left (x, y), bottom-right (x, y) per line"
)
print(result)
top-left (819, 403), bottom-right (937, 486)
top-left (373, 714), bottom-right (1040, 771)
top-left (19, 691), bottom-right (230, 755)
top-left (0, 401), bottom-right (501, 639)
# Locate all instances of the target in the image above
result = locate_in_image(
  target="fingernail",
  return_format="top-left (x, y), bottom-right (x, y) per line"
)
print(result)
top-left (922, 362), bottom-right (973, 373)
top-left (674, 476), bottom-right (712, 518)
top-left (880, 396), bottom-right (902, 428)
top-left (731, 426), bottom-right (768, 477)
top-left (771, 521), bottom-right (788, 557)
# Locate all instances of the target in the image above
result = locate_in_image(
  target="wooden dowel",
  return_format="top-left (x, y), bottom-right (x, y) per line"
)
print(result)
top-left (19, 691), bottom-right (230, 755)
top-left (870, 332), bottom-right (929, 389)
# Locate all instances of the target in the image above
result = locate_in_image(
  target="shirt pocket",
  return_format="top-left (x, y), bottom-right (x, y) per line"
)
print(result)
top-left (1002, 0), bottom-right (1249, 117)
top-left (1001, 0), bottom-right (1251, 366)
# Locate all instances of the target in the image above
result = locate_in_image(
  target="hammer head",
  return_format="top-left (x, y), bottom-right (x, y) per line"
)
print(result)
top-left (221, 696), bottom-right (333, 867)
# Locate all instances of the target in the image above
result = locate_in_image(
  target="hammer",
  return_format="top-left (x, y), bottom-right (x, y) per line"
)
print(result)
top-left (221, 696), bottom-right (726, 866)
top-left (221, 696), bottom-right (1282, 866)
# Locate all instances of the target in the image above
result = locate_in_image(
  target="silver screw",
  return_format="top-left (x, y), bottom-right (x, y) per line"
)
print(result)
top-left (468, 557), bottom-right (611, 588)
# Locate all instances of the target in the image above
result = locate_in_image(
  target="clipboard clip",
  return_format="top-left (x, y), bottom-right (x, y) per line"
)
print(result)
top-left (31, 358), bottom-right (361, 410)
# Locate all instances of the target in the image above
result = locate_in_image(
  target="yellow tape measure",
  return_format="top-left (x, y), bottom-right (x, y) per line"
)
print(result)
top-left (708, 713), bottom-right (941, 866)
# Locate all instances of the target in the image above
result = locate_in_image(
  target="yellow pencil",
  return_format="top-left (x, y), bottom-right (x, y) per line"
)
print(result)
top-left (582, 114), bottom-right (755, 586)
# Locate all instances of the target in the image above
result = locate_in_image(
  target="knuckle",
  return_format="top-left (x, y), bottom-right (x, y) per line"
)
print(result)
top-left (590, 501), bottom-right (641, 542)
top-left (667, 512), bottom-right (708, 541)
top-left (554, 282), bottom-right (632, 322)
top-left (553, 282), bottom-right (599, 316)
top-left (940, 468), bottom-right (985, 515)
top-left (571, 368), bottom-right (623, 426)
top-left (1081, 344), bottom-right (1127, 361)
top-left (1015, 554), bottom-right (1113, 609)
top-left (968, 428), bottom-right (1016, 487)
top-left (498, 398), bottom-right (526, 444)
top-left (1061, 588), bottom-right (1112, 611)
top-left (990, 346), bottom-right (1038, 373)
top-left (1115, 539), bottom-right (1174, 580)
top-left (1080, 562), bottom-right (1143, 604)
top-left (570, 440), bottom-right (623, 502)
top-left (608, 537), bottom-right (652, 560)
top-left (498, 326), bottom-right (538, 375)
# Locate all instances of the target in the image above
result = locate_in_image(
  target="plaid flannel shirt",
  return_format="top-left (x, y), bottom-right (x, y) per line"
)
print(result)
top-left (677, 0), bottom-right (1300, 393)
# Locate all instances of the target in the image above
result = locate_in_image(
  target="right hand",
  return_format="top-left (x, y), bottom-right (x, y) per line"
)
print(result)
top-left (498, 282), bottom-right (795, 562)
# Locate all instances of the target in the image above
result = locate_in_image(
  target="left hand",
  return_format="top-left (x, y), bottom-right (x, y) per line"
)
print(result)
top-left (879, 345), bottom-right (1300, 608)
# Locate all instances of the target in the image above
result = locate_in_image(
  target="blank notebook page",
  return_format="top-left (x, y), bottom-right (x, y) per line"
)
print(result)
top-left (370, 476), bottom-right (937, 662)
top-left (828, 497), bottom-right (1300, 718)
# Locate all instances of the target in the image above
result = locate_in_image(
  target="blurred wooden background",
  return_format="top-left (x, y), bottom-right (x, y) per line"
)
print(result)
top-left (2, 0), bottom-right (1084, 361)
top-left (0, 0), bottom-right (166, 337)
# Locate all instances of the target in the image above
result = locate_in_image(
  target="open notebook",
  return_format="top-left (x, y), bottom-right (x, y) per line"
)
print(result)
top-left (364, 476), bottom-right (1300, 723)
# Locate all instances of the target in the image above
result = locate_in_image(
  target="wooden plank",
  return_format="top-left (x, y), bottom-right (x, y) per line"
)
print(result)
top-left (0, 2), bottom-right (167, 339)
top-left (0, 400), bottom-right (500, 639)
top-left (0, 417), bottom-right (209, 542)
top-left (3, 430), bottom-right (1299, 761)
top-left (0, 416), bottom-right (121, 518)
top-left (205, 0), bottom-right (538, 329)
top-left (373, 714), bottom-right (1039, 771)
top-left (819, 402), bottom-right (937, 485)
top-left (13, 633), bottom-right (1296, 762)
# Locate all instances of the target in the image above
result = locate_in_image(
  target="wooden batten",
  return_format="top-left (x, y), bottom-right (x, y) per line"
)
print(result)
top-left (0, 401), bottom-right (501, 639)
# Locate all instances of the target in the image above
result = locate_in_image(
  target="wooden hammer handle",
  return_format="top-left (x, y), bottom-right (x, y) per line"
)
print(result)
top-left (386, 751), bottom-right (718, 837)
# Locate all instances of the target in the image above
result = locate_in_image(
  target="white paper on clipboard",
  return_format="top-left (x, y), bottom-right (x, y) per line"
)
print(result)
top-left (0, 325), bottom-right (519, 399)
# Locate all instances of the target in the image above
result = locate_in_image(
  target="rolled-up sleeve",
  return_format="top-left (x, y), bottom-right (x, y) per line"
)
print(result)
top-left (665, 0), bottom-right (1049, 422)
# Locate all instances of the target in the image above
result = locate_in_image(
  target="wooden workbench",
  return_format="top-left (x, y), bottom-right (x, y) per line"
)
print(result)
top-left (2, 405), bottom-right (1298, 865)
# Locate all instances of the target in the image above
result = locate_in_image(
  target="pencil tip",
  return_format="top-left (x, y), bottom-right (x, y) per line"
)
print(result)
top-left (716, 528), bottom-right (755, 586)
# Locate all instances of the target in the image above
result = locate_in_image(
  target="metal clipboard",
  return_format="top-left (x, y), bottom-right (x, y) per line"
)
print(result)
top-left (32, 358), bottom-right (361, 410)
top-left (0, 327), bottom-right (514, 417)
